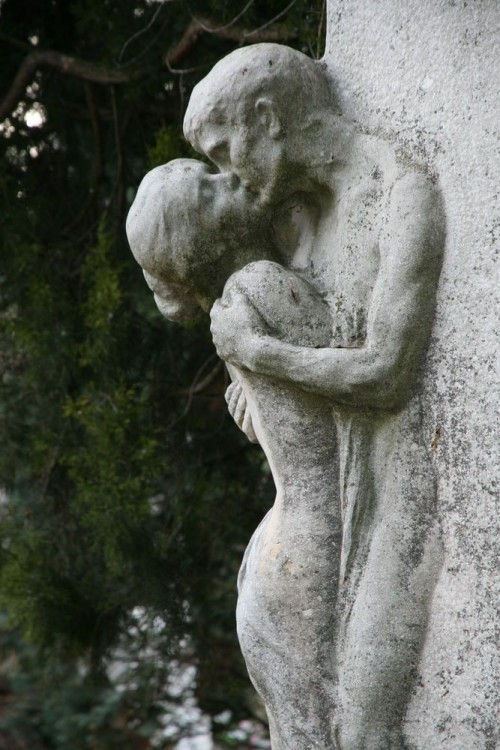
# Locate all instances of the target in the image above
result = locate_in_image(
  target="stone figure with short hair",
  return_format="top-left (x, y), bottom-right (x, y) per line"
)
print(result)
top-left (128, 42), bottom-right (445, 750)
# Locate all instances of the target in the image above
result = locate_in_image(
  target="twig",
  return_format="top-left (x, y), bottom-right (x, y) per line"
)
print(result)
top-left (192, 0), bottom-right (255, 33)
top-left (244, 0), bottom-right (298, 37)
top-left (110, 85), bottom-right (123, 196)
top-left (1, 10), bottom-right (299, 121)
top-left (178, 71), bottom-right (185, 126)
top-left (0, 30), bottom-right (33, 52)
top-left (84, 81), bottom-right (102, 183)
top-left (165, 17), bottom-right (298, 69)
top-left (119, 15), bottom-right (171, 68)
top-left (316, 0), bottom-right (327, 59)
top-left (166, 20), bottom-right (206, 68)
top-left (166, 58), bottom-right (211, 76)
top-left (180, 360), bottom-right (223, 398)
top-left (59, 82), bottom-right (101, 235)
top-left (118, 0), bottom-right (165, 63)
top-left (166, 356), bottom-right (222, 430)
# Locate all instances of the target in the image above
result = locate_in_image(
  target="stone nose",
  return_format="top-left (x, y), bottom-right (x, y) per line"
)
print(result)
top-left (211, 170), bottom-right (240, 190)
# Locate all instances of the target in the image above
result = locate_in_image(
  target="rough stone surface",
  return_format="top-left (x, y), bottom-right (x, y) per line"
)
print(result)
top-left (325, 3), bottom-right (499, 747)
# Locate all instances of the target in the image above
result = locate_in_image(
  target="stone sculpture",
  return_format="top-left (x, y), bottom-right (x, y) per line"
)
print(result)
top-left (127, 42), bottom-right (445, 750)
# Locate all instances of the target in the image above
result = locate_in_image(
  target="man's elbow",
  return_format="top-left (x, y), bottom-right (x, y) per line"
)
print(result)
top-left (352, 350), bottom-right (414, 411)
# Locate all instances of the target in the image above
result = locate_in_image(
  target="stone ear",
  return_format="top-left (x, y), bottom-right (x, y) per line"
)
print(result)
top-left (254, 97), bottom-right (282, 138)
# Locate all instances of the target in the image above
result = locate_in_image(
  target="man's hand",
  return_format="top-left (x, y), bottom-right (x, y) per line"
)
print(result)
top-left (225, 381), bottom-right (259, 444)
top-left (210, 290), bottom-right (265, 369)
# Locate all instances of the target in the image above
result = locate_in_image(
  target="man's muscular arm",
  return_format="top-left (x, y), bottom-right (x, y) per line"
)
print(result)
top-left (210, 173), bottom-right (445, 410)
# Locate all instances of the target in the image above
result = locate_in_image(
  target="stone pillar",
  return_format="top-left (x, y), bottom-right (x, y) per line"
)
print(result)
top-left (325, 2), bottom-right (498, 747)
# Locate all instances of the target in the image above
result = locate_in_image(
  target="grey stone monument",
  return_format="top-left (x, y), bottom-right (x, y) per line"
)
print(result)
top-left (126, 2), bottom-right (499, 748)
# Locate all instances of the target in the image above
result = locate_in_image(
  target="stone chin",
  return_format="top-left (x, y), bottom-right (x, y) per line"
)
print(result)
top-left (153, 293), bottom-right (204, 325)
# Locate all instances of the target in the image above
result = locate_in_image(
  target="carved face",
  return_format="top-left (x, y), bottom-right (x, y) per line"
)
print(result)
top-left (128, 159), bottom-right (271, 323)
top-left (187, 109), bottom-right (285, 207)
top-left (142, 271), bottom-right (203, 324)
top-left (196, 167), bottom-right (249, 229)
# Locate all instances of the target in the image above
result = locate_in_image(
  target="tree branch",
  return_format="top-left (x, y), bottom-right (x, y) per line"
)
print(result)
top-left (173, 361), bottom-right (223, 398)
top-left (166, 21), bottom-right (206, 68)
top-left (166, 18), bottom-right (298, 69)
top-left (0, 30), bottom-right (33, 52)
top-left (0, 17), bottom-right (298, 121)
top-left (0, 49), bottom-right (141, 121)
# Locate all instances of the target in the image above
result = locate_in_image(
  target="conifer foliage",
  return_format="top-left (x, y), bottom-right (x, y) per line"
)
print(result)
top-left (0, 1), bottom-right (325, 746)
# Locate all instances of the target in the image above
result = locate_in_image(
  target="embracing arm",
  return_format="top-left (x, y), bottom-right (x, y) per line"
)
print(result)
top-left (211, 172), bottom-right (445, 410)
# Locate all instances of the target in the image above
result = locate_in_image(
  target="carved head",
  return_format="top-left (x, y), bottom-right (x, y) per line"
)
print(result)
top-left (126, 159), bottom-right (272, 322)
top-left (184, 44), bottom-right (335, 205)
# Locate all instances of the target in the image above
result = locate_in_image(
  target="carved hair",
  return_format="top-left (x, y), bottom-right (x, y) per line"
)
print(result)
top-left (126, 158), bottom-right (271, 300)
top-left (184, 43), bottom-right (336, 138)
top-left (126, 159), bottom-right (216, 283)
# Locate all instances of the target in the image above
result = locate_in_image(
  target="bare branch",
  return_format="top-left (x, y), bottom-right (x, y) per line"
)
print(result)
top-left (212, 19), bottom-right (298, 43)
top-left (166, 21), bottom-right (206, 68)
top-left (316, 0), bottom-right (327, 59)
top-left (118, 0), bottom-right (164, 63)
top-left (1, 14), bottom-right (299, 121)
top-left (166, 357), bottom-right (223, 430)
top-left (0, 30), bottom-right (33, 52)
top-left (193, 0), bottom-right (255, 34)
top-left (0, 49), bottom-right (141, 122)
top-left (165, 17), bottom-right (298, 69)
top-left (244, 0), bottom-right (298, 38)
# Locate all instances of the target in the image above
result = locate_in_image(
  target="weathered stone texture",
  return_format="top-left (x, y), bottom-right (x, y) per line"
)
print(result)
top-left (326, 2), bottom-right (498, 746)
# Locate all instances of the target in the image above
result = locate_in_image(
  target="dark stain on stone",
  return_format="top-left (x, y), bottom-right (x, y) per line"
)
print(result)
top-left (430, 426), bottom-right (442, 452)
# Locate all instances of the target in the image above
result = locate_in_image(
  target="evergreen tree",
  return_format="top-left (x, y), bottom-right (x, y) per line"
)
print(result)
top-left (0, 1), bottom-right (326, 746)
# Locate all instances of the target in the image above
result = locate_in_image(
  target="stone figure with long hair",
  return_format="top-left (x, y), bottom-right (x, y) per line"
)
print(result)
top-left (127, 159), bottom-right (343, 747)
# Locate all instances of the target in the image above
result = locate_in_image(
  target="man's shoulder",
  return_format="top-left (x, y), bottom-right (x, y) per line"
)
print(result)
top-left (381, 169), bottom-right (445, 273)
top-left (388, 170), bottom-right (442, 225)
top-left (392, 169), bottom-right (438, 196)
top-left (351, 130), bottom-right (439, 199)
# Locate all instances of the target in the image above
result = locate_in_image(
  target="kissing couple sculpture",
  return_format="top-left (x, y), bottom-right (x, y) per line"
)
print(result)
top-left (127, 44), bottom-right (445, 750)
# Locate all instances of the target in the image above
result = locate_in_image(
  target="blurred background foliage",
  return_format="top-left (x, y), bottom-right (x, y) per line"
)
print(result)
top-left (0, 1), bottom-right (325, 747)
